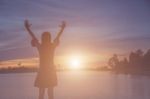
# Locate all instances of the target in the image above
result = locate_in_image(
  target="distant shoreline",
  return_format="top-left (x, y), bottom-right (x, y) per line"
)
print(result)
top-left (0, 67), bottom-right (150, 76)
top-left (0, 66), bottom-right (110, 74)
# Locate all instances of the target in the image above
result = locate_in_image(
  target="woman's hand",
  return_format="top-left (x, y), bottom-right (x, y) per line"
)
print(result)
top-left (59, 21), bottom-right (66, 30)
top-left (24, 20), bottom-right (32, 29)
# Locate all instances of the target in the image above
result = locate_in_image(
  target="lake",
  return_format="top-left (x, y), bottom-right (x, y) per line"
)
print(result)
top-left (0, 71), bottom-right (150, 99)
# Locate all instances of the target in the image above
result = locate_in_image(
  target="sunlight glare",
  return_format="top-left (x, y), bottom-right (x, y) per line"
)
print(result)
top-left (69, 55), bottom-right (82, 69)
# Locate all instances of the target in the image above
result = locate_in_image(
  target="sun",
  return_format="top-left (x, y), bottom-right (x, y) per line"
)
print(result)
top-left (69, 55), bottom-right (82, 69)
top-left (70, 59), bottom-right (80, 69)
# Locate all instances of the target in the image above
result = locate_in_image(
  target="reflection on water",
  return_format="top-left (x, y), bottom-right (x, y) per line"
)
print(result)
top-left (0, 71), bottom-right (150, 99)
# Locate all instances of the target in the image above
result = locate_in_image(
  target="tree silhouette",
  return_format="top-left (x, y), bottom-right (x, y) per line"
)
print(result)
top-left (108, 49), bottom-right (150, 75)
top-left (108, 54), bottom-right (119, 70)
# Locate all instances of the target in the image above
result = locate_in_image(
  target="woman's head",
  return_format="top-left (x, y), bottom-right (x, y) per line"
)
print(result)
top-left (41, 32), bottom-right (51, 44)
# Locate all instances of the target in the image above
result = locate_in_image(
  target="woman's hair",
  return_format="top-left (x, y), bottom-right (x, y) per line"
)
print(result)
top-left (41, 32), bottom-right (51, 44)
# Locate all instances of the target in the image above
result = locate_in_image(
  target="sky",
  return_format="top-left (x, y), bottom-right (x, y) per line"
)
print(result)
top-left (0, 0), bottom-right (150, 66)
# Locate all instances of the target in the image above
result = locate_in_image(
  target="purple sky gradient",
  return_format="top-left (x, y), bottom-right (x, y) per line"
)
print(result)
top-left (0, 0), bottom-right (150, 61)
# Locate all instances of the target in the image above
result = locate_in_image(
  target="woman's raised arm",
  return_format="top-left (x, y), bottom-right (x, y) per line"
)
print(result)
top-left (24, 20), bottom-right (38, 40)
top-left (53, 21), bottom-right (66, 46)
top-left (24, 20), bottom-right (40, 48)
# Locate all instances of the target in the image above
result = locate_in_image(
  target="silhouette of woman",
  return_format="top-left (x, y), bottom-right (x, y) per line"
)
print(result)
top-left (24, 20), bottom-right (66, 99)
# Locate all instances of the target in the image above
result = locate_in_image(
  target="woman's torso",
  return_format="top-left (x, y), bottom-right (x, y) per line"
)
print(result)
top-left (38, 43), bottom-right (55, 70)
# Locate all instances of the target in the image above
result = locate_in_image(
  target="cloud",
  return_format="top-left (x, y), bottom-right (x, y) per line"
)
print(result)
top-left (0, 0), bottom-right (150, 60)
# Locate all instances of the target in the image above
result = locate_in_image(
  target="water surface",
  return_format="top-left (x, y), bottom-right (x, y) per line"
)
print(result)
top-left (0, 71), bottom-right (150, 99)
